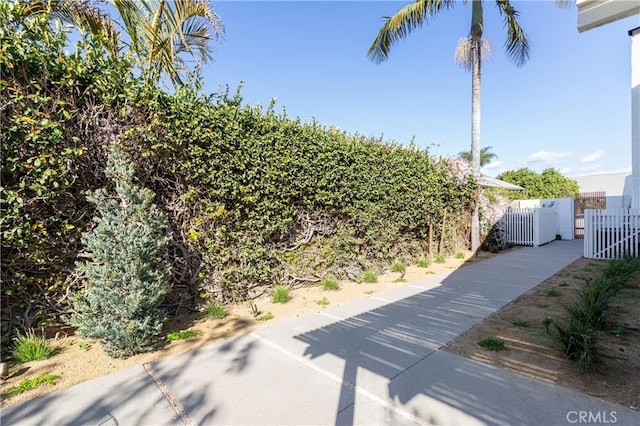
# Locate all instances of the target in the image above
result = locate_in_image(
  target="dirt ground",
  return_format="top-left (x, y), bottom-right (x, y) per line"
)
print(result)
top-left (3, 249), bottom-right (638, 412)
top-left (444, 257), bottom-right (640, 410)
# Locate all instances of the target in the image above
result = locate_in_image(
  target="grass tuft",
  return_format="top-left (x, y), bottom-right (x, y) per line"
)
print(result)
top-left (546, 289), bottom-right (561, 297)
top-left (362, 270), bottom-right (378, 283)
top-left (204, 302), bottom-right (227, 320)
top-left (256, 312), bottom-right (274, 322)
top-left (11, 331), bottom-right (56, 364)
top-left (322, 276), bottom-right (340, 291)
top-left (416, 259), bottom-right (430, 268)
top-left (271, 285), bottom-right (291, 303)
top-left (391, 262), bottom-right (406, 278)
top-left (435, 253), bottom-right (446, 264)
top-left (511, 319), bottom-right (529, 328)
top-left (316, 298), bottom-right (330, 307)
top-left (455, 251), bottom-right (465, 259)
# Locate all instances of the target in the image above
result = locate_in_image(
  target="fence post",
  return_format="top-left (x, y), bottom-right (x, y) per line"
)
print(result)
top-left (533, 208), bottom-right (540, 247)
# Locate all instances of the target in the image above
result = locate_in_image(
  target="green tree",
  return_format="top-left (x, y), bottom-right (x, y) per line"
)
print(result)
top-left (74, 145), bottom-right (171, 358)
top-left (458, 146), bottom-right (498, 167)
top-left (368, 0), bottom-right (530, 252)
top-left (20, 0), bottom-right (224, 87)
top-left (497, 168), bottom-right (579, 200)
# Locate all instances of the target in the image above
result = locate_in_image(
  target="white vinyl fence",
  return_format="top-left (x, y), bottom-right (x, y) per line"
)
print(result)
top-left (502, 207), bottom-right (557, 247)
top-left (584, 209), bottom-right (640, 258)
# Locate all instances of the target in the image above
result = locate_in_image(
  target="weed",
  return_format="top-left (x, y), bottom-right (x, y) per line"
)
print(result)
top-left (166, 329), bottom-right (202, 342)
top-left (11, 331), bottom-right (56, 364)
top-left (478, 337), bottom-right (506, 351)
top-left (364, 290), bottom-right (375, 295)
top-left (455, 251), bottom-right (465, 259)
top-left (362, 270), bottom-right (378, 283)
top-left (3, 374), bottom-right (59, 399)
top-left (322, 276), bottom-right (340, 291)
top-left (256, 312), bottom-right (274, 321)
top-left (316, 298), bottom-right (330, 307)
top-left (610, 325), bottom-right (625, 337)
top-left (271, 285), bottom-right (291, 303)
top-left (512, 319), bottom-right (529, 328)
top-left (435, 253), bottom-right (446, 264)
top-left (391, 262), bottom-right (406, 278)
top-left (204, 302), bottom-right (227, 320)
top-left (416, 259), bottom-right (429, 268)
top-left (394, 277), bottom-right (407, 283)
top-left (77, 342), bottom-right (90, 351)
top-left (558, 281), bottom-right (569, 287)
top-left (425, 270), bottom-right (436, 275)
top-left (572, 274), bottom-right (587, 281)
top-left (547, 289), bottom-right (561, 297)
top-left (535, 303), bottom-right (550, 309)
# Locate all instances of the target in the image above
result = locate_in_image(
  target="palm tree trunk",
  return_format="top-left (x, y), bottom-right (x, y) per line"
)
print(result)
top-left (470, 34), bottom-right (482, 252)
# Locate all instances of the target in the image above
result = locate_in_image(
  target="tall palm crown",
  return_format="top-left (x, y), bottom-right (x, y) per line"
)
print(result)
top-left (367, 0), bottom-right (530, 251)
top-left (459, 146), bottom-right (498, 167)
top-left (21, 0), bottom-right (224, 87)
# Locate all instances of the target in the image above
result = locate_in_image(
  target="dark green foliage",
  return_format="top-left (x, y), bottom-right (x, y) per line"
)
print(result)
top-left (553, 318), bottom-right (599, 370)
top-left (497, 168), bottom-right (579, 200)
top-left (1, 4), bottom-right (477, 350)
top-left (553, 256), bottom-right (640, 370)
top-left (478, 337), bottom-right (506, 351)
top-left (74, 146), bottom-right (171, 358)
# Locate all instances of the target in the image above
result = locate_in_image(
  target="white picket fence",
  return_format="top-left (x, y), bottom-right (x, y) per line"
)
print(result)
top-left (502, 207), bottom-right (557, 247)
top-left (584, 209), bottom-right (640, 258)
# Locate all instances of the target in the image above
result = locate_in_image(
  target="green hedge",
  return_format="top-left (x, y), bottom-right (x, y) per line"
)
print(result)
top-left (0, 4), bottom-right (477, 347)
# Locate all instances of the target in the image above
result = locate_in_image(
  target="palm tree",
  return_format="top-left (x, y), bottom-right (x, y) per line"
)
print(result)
top-left (21, 0), bottom-right (224, 87)
top-left (459, 146), bottom-right (498, 167)
top-left (368, 0), bottom-right (530, 252)
top-left (112, 0), bottom-right (224, 86)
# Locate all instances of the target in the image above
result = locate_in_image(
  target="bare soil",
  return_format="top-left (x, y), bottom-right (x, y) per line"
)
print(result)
top-left (444, 257), bottom-right (640, 410)
top-left (4, 249), bottom-right (637, 412)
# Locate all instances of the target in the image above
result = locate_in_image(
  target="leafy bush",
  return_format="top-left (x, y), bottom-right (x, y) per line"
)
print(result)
top-left (73, 146), bottom-right (171, 358)
top-left (11, 331), bottom-right (56, 364)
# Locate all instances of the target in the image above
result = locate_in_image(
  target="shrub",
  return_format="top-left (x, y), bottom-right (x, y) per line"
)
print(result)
top-left (271, 286), bottom-right (291, 304)
top-left (455, 251), bottom-right (465, 259)
top-left (391, 262), bottom-right (406, 278)
top-left (73, 146), bottom-right (171, 358)
top-left (204, 302), bottom-right (227, 320)
top-left (10, 331), bottom-right (56, 364)
top-left (435, 253), bottom-right (446, 264)
top-left (322, 276), bottom-right (340, 291)
top-left (362, 270), bottom-right (378, 283)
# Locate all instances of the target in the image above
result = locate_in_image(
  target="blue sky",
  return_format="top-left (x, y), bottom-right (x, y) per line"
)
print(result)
top-left (201, 1), bottom-right (638, 177)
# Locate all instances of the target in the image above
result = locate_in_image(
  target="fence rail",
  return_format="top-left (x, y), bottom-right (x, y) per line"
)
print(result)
top-left (502, 207), bottom-right (556, 247)
top-left (584, 209), bottom-right (640, 259)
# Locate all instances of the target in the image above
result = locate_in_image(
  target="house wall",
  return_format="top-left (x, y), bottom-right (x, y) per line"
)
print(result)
top-left (516, 197), bottom-right (575, 240)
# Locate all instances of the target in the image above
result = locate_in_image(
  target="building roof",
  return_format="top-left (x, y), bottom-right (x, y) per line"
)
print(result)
top-left (480, 175), bottom-right (524, 191)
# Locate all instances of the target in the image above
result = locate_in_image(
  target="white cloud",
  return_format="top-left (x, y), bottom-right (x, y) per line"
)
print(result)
top-left (526, 151), bottom-right (572, 164)
top-left (579, 150), bottom-right (605, 164)
top-left (482, 161), bottom-right (503, 170)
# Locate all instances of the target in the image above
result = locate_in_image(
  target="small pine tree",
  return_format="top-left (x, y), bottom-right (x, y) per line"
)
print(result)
top-left (74, 145), bottom-right (171, 358)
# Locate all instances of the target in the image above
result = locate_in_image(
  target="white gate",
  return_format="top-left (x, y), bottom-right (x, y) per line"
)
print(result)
top-left (502, 207), bottom-right (557, 247)
top-left (584, 209), bottom-right (640, 258)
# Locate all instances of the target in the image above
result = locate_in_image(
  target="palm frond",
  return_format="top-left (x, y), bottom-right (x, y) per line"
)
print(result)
top-left (495, 0), bottom-right (530, 67)
top-left (368, 0), bottom-right (457, 64)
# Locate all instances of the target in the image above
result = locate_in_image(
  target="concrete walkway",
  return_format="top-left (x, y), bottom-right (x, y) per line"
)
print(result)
top-left (3, 240), bottom-right (639, 425)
